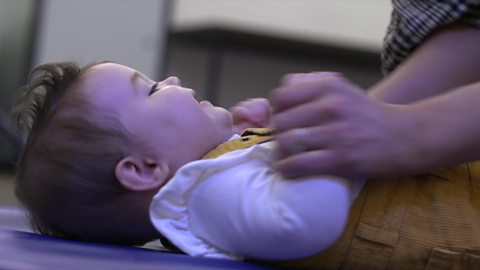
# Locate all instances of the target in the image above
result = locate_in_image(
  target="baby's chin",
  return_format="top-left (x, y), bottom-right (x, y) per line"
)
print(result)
top-left (220, 112), bottom-right (235, 140)
top-left (218, 111), bottom-right (235, 141)
top-left (200, 101), bottom-right (233, 129)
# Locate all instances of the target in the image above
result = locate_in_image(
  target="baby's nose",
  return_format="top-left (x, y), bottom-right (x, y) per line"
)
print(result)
top-left (163, 76), bottom-right (181, 86)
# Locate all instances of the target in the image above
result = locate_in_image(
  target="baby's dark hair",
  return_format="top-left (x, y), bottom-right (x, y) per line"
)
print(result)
top-left (12, 62), bottom-right (155, 245)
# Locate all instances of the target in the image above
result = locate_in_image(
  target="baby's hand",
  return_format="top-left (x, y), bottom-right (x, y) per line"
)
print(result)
top-left (230, 98), bottom-right (271, 134)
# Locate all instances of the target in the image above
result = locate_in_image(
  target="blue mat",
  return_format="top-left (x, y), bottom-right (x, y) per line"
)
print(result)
top-left (0, 229), bottom-right (276, 269)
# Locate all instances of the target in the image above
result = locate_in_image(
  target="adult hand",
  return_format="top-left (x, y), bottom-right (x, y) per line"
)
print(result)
top-left (230, 98), bottom-right (272, 134)
top-left (271, 72), bottom-right (413, 179)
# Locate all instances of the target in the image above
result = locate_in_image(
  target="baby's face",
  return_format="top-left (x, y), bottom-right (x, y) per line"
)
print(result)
top-left (75, 63), bottom-right (233, 168)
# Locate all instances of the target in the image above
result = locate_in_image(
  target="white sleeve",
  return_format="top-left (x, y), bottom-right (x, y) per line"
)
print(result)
top-left (187, 145), bottom-right (359, 260)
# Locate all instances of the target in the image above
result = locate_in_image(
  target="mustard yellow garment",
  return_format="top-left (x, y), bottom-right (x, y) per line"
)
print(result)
top-left (203, 128), bottom-right (273, 159)
top-left (261, 162), bottom-right (480, 269)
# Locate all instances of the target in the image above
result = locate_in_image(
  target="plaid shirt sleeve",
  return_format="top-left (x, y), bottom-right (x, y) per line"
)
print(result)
top-left (381, 0), bottom-right (480, 75)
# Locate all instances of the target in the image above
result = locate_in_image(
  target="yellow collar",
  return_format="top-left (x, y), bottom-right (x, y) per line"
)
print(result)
top-left (202, 128), bottom-right (274, 159)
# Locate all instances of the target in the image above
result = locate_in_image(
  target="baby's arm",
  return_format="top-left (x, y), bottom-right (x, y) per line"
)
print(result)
top-left (188, 144), bottom-right (357, 260)
top-left (230, 98), bottom-right (271, 134)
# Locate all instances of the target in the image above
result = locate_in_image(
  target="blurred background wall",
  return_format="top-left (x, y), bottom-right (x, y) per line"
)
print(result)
top-left (34, 0), bottom-right (170, 78)
top-left (0, 0), bottom-right (37, 169)
top-left (166, 0), bottom-right (391, 106)
top-left (172, 0), bottom-right (390, 50)
top-left (0, 0), bottom-right (392, 205)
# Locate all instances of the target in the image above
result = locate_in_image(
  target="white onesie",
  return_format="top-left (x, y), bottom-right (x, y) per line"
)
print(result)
top-left (150, 139), bottom-right (365, 260)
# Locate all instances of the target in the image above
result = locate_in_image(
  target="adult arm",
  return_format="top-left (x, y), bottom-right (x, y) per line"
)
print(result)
top-left (370, 23), bottom-right (480, 104)
top-left (271, 23), bottom-right (480, 179)
top-left (395, 82), bottom-right (480, 173)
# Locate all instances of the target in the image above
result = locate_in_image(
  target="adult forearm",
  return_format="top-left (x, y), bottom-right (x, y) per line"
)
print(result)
top-left (395, 82), bottom-right (480, 174)
top-left (369, 23), bottom-right (480, 104)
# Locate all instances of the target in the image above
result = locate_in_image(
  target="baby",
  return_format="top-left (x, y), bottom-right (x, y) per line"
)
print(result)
top-left (13, 62), bottom-right (364, 260)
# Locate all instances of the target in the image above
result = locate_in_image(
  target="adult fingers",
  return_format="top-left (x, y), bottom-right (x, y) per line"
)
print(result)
top-left (272, 95), bottom-right (345, 133)
top-left (274, 150), bottom-right (345, 179)
top-left (281, 72), bottom-right (342, 86)
top-left (274, 125), bottom-right (337, 160)
top-left (271, 74), bottom-right (344, 113)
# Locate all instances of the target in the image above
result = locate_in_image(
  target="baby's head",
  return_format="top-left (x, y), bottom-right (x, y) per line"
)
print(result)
top-left (13, 62), bottom-right (233, 245)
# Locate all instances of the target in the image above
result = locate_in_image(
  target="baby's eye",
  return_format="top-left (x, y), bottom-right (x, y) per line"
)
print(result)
top-left (149, 82), bottom-right (159, 96)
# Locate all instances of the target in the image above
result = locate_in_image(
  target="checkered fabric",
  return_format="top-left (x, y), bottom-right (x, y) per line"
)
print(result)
top-left (381, 0), bottom-right (480, 75)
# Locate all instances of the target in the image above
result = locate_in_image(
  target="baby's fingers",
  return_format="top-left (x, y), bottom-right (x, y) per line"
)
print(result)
top-left (230, 105), bottom-right (251, 124)
top-left (230, 98), bottom-right (271, 126)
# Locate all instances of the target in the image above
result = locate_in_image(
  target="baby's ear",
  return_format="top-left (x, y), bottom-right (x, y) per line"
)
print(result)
top-left (115, 156), bottom-right (170, 191)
